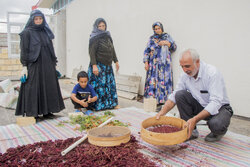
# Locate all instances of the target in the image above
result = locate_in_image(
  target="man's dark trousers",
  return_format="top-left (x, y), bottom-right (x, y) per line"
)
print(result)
top-left (175, 90), bottom-right (233, 135)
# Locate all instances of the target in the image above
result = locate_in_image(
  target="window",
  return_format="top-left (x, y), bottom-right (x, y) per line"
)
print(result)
top-left (52, 0), bottom-right (73, 13)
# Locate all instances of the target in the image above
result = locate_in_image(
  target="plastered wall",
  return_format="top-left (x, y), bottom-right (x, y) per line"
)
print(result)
top-left (65, 0), bottom-right (250, 117)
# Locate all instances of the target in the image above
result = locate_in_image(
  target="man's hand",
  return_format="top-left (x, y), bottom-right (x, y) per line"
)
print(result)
top-left (186, 117), bottom-right (197, 139)
top-left (185, 110), bottom-right (210, 139)
top-left (80, 99), bottom-right (88, 108)
top-left (155, 100), bottom-right (175, 120)
top-left (156, 111), bottom-right (165, 120)
top-left (156, 107), bottom-right (168, 119)
top-left (93, 65), bottom-right (99, 76)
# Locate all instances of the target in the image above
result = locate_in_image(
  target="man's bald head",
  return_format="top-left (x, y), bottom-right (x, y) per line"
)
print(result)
top-left (179, 49), bottom-right (200, 62)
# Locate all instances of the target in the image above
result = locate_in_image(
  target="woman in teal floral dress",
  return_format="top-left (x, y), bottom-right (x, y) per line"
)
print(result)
top-left (88, 18), bottom-right (119, 111)
top-left (143, 22), bottom-right (177, 104)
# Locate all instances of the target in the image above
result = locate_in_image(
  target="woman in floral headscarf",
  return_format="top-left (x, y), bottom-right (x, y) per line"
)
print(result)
top-left (88, 18), bottom-right (119, 111)
top-left (143, 22), bottom-right (177, 105)
top-left (15, 10), bottom-right (65, 118)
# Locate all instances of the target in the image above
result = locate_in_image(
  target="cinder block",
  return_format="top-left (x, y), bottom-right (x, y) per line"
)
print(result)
top-left (16, 59), bottom-right (21, 64)
top-left (19, 65), bottom-right (23, 70)
top-left (1, 48), bottom-right (8, 54)
top-left (6, 71), bottom-right (12, 76)
top-left (3, 59), bottom-right (11, 64)
top-left (0, 79), bottom-right (12, 93)
top-left (0, 71), bottom-right (11, 77)
top-left (0, 53), bottom-right (8, 59)
top-left (8, 66), bottom-right (14, 70)
top-left (16, 117), bottom-right (36, 126)
top-left (144, 97), bottom-right (157, 112)
top-left (0, 91), bottom-right (18, 109)
top-left (12, 66), bottom-right (20, 70)
top-left (0, 65), bottom-right (12, 70)
top-left (11, 71), bottom-right (19, 76)
top-left (0, 66), bottom-right (7, 70)
top-left (10, 59), bottom-right (17, 64)
top-left (0, 71), bottom-right (4, 76)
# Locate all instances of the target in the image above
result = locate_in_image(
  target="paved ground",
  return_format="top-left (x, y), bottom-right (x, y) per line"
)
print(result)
top-left (0, 78), bottom-right (250, 137)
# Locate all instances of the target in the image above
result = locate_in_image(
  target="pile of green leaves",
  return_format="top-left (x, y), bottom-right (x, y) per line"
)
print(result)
top-left (57, 111), bottom-right (129, 132)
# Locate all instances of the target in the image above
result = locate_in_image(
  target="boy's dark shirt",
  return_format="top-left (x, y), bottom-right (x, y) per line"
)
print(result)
top-left (72, 83), bottom-right (97, 100)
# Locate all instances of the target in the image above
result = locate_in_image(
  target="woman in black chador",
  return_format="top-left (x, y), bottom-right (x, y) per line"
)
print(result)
top-left (15, 10), bottom-right (65, 118)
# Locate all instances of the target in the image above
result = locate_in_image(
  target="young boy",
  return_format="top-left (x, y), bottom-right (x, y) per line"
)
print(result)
top-left (71, 71), bottom-right (97, 113)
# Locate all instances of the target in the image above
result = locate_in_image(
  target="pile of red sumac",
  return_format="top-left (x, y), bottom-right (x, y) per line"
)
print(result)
top-left (0, 135), bottom-right (159, 167)
top-left (147, 125), bottom-right (182, 133)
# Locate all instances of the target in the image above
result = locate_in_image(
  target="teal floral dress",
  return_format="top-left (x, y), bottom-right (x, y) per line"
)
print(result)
top-left (143, 33), bottom-right (177, 104)
top-left (88, 62), bottom-right (118, 111)
top-left (88, 18), bottom-right (118, 111)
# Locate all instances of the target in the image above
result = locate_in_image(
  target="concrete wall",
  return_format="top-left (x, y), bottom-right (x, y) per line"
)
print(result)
top-left (54, 9), bottom-right (66, 76)
top-left (66, 0), bottom-right (250, 117)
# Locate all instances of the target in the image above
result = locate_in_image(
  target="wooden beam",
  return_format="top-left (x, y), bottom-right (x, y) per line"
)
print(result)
top-left (115, 74), bottom-right (141, 94)
top-left (117, 90), bottom-right (137, 100)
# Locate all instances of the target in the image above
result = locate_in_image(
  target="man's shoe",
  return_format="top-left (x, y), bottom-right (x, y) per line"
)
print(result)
top-left (205, 132), bottom-right (224, 142)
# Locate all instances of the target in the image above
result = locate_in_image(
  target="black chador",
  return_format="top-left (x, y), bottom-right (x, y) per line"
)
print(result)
top-left (16, 10), bottom-right (65, 117)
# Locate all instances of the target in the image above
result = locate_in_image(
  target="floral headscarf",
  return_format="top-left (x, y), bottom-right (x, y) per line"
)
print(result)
top-left (89, 18), bottom-right (111, 40)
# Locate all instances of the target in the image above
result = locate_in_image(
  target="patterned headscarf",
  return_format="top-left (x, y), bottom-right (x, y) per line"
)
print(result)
top-left (89, 18), bottom-right (111, 40)
top-left (152, 22), bottom-right (164, 33)
top-left (20, 10), bottom-right (54, 40)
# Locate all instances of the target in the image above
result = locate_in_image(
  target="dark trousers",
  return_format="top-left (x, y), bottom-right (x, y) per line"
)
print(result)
top-left (175, 90), bottom-right (233, 135)
top-left (71, 94), bottom-right (94, 110)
